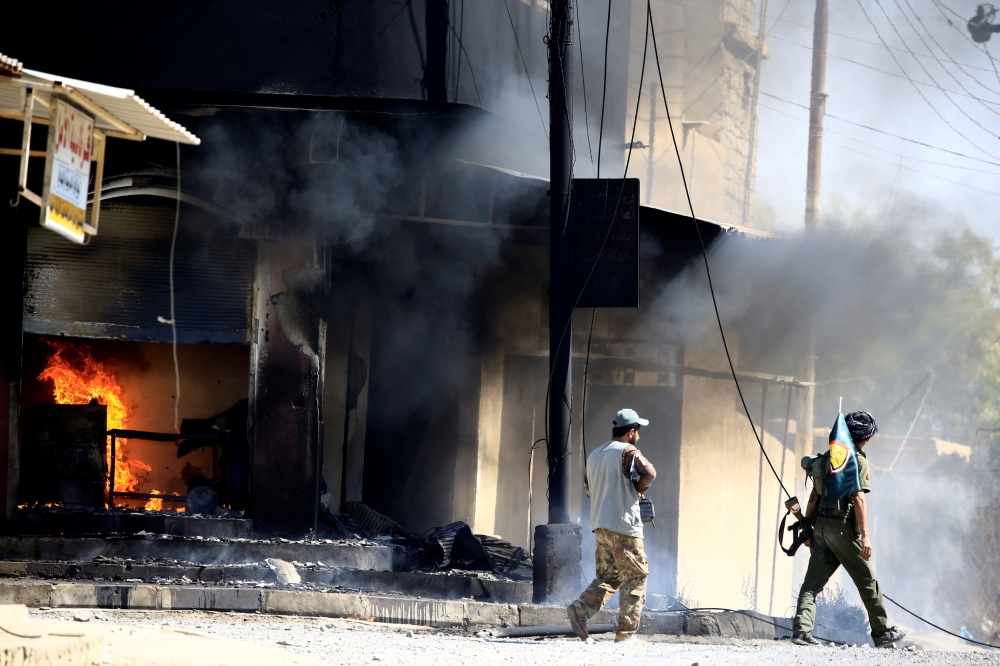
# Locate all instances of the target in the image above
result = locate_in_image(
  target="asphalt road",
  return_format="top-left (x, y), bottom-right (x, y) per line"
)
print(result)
top-left (31, 608), bottom-right (1000, 666)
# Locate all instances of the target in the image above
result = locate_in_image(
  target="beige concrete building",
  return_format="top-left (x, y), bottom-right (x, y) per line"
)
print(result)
top-left (319, 0), bottom-right (804, 614)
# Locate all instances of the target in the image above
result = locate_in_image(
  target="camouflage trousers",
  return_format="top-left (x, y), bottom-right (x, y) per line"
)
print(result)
top-left (572, 528), bottom-right (648, 634)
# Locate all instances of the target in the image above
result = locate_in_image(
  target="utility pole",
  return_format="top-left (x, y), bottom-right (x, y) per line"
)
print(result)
top-left (533, 0), bottom-right (583, 606)
top-left (798, 0), bottom-right (827, 505)
top-left (547, 0), bottom-right (574, 526)
top-left (803, 0), bottom-right (827, 229)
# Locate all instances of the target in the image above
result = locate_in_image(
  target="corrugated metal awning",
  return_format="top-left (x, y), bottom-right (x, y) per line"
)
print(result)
top-left (0, 55), bottom-right (198, 145)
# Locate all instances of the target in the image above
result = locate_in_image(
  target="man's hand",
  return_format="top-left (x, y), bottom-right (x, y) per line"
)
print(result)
top-left (804, 537), bottom-right (813, 548)
top-left (860, 535), bottom-right (873, 560)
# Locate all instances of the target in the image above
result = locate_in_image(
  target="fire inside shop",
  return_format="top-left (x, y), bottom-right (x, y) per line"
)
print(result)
top-left (3, 4), bottom-right (979, 638)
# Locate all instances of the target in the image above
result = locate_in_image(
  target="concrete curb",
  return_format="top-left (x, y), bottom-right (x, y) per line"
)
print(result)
top-left (0, 537), bottom-right (404, 571)
top-left (0, 580), bottom-right (870, 644)
top-left (0, 561), bottom-right (533, 604)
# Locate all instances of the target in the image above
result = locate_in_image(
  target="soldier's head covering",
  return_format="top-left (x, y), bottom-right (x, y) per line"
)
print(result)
top-left (845, 411), bottom-right (878, 443)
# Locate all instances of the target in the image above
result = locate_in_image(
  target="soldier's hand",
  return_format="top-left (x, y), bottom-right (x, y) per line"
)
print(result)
top-left (803, 537), bottom-right (813, 548)
top-left (860, 535), bottom-right (873, 561)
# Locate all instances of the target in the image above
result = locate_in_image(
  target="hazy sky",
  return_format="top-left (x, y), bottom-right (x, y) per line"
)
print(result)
top-left (755, 0), bottom-right (1000, 240)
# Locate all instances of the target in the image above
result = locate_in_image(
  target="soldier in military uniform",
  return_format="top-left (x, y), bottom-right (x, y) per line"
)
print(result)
top-left (792, 411), bottom-right (907, 648)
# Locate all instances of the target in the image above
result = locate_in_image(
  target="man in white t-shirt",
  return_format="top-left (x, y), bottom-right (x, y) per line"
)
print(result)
top-left (567, 408), bottom-right (656, 643)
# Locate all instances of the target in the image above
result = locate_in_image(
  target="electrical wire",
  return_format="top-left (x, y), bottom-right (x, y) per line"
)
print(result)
top-left (755, 1), bottom-right (999, 75)
top-left (170, 142), bottom-right (182, 432)
top-left (542, 0), bottom-right (650, 495)
top-left (765, 33), bottom-right (1000, 109)
top-left (575, 2), bottom-right (596, 170)
top-left (581, 307), bottom-right (596, 478)
top-left (883, 594), bottom-right (999, 649)
top-left (597, 0), bottom-right (611, 179)
top-left (928, 0), bottom-right (1000, 89)
top-left (758, 100), bottom-right (1000, 180)
top-left (898, 0), bottom-right (1000, 97)
top-left (854, 0), bottom-right (1000, 161)
top-left (647, 3), bottom-right (790, 499)
top-left (448, 22), bottom-right (482, 105)
top-left (649, 7), bottom-right (998, 650)
top-left (871, 0), bottom-right (1000, 124)
top-left (888, 0), bottom-right (1000, 110)
top-left (760, 92), bottom-right (1000, 169)
top-left (502, 0), bottom-right (548, 140)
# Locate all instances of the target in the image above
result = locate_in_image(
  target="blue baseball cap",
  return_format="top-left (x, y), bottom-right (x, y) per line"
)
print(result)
top-left (613, 408), bottom-right (649, 428)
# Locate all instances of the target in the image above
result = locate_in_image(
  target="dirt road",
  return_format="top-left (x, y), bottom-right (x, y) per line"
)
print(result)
top-left (32, 608), bottom-right (999, 666)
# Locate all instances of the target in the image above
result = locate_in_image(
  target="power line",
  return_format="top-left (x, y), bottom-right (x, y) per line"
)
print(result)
top-left (887, 0), bottom-right (1000, 113)
top-left (884, 594), bottom-right (999, 649)
top-left (899, 0), bottom-right (1000, 97)
top-left (543, 0), bottom-right (650, 496)
top-left (869, 0), bottom-right (1000, 137)
top-left (758, 100), bottom-right (1000, 178)
top-left (761, 92), bottom-right (1000, 168)
top-left (597, 0), bottom-right (611, 178)
top-left (501, 0), bottom-right (548, 140)
top-left (676, 0), bottom-right (999, 75)
top-left (652, 3), bottom-right (1000, 651)
top-left (928, 0), bottom-right (1000, 89)
top-left (853, 0), bottom-right (1000, 161)
top-left (766, 34), bottom-right (1000, 108)
top-left (824, 135), bottom-right (1000, 198)
top-left (647, 2), bottom-right (791, 500)
top-left (762, 2), bottom-right (999, 76)
top-left (575, 2), bottom-right (595, 170)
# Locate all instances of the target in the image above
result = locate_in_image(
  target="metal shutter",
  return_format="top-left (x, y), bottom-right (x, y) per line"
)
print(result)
top-left (24, 200), bottom-right (255, 344)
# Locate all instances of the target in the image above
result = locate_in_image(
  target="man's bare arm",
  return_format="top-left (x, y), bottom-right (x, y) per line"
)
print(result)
top-left (583, 471), bottom-right (590, 499)
top-left (624, 446), bottom-right (657, 495)
top-left (853, 491), bottom-right (872, 560)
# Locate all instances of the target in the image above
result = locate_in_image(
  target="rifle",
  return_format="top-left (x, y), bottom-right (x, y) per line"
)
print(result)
top-left (779, 496), bottom-right (813, 556)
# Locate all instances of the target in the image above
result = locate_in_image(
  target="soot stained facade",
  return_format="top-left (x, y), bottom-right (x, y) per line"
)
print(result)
top-left (0, 0), bottom-right (791, 608)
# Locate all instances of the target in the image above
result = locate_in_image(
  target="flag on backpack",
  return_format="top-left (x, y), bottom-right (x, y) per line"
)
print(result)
top-left (826, 412), bottom-right (862, 502)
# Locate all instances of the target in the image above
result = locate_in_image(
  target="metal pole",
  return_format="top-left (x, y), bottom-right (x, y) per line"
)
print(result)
top-left (109, 432), bottom-right (116, 507)
top-left (548, 0), bottom-right (574, 525)
top-left (804, 0), bottom-right (827, 229)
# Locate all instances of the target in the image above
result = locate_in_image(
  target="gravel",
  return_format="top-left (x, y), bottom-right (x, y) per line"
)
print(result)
top-left (29, 608), bottom-right (1000, 665)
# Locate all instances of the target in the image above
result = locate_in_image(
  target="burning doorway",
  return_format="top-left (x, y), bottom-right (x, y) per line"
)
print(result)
top-left (19, 336), bottom-right (250, 513)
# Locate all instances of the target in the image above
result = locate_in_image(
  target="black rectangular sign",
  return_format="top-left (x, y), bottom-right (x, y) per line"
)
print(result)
top-left (571, 178), bottom-right (640, 308)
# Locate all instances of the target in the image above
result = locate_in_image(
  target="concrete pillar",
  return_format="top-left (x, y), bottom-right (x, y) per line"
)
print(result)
top-left (471, 347), bottom-right (505, 534)
top-left (532, 523), bottom-right (584, 604)
top-left (249, 238), bottom-right (326, 535)
top-left (0, 223), bottom-right (26, 523)
top-left (340, 298), bottom-right (370, 507)
top-left (321, 290), bottom-right (349, 510)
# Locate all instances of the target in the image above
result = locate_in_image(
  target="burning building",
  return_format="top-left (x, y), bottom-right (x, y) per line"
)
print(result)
top-left (0, 0), bottom-right (803, 613)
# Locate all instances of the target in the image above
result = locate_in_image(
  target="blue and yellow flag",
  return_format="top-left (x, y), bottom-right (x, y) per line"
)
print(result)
top-left (826, 412), bottom-right (862, 502)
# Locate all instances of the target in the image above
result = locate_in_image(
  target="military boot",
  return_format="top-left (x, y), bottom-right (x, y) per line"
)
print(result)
top-left (874, 626), bottom-right (908, 648)
top-left (792, 633), bottom-right (821, 646)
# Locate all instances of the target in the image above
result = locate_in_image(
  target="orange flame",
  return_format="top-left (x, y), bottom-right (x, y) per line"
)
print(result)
top-left (146, 489), bottom-right (163, 511)
top-left (38, 339), bottom-right (150, 501)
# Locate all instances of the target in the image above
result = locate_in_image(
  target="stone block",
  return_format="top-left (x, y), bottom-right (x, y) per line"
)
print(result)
top-left (51, 583), bottom-right (97, 608)
top-left (519, 604), bottom-right (615, 627)
top-left (531, 524), bottom-right (583, 605)
top-left (129, 585), bottom-right (161, 610)
top-left (0, 583), bottom-right (52, 607)
top-left (0, 563), bottom-right (26, 578)
top-left (266, 591), bottom-right (368, 618)
top-left (169, 586), bottom-right (262, 611)
top-left (686, 612), bottom-right (721, 637)
top-left (463, 601), bottom-right (518, 627)
top-left (366, 596), bottom-right (465, 627)
top-left (638, 611), bottom-right (686, 635)
top-left (480, 579), bottom-right (532, 604)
